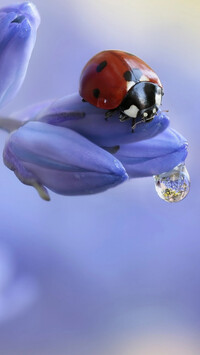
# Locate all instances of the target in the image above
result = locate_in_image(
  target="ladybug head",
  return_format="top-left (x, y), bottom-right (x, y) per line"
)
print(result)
top-left (120, 82), bottom-right (163, 122)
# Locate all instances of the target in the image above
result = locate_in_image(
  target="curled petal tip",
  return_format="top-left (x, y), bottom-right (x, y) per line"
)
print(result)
top-left (19, 2), bottom-right (41, 29)
top-left (33, 182), bottom-right (50, 201)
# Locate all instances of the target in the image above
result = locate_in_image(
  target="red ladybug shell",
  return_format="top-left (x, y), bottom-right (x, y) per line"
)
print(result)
top-left (79, 50), bottom-right (162, 110)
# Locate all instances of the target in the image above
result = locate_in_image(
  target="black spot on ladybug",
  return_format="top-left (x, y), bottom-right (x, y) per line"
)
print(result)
top-left (93, 88), bottom-right (100, 98)
top-left (123, 69), bottom-right (143, 83)
top-left (96, 61), bottom-right (107, 72)
top-left (123, 70), bottom-right (132, 81)
top-left (131, 68), bottom-right (143, 82)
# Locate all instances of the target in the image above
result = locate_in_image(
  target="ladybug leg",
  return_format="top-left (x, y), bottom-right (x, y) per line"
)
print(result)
top-left (119, 112), bottom-right (130, 122)
top-left (119, 111), bottom-right (136, 132)
top-left (105, 109), bottom-right (117, 121)
top-left (82, 98), bottom-right (87, 102)
top-left (131, 118), bottom-right (137, 133)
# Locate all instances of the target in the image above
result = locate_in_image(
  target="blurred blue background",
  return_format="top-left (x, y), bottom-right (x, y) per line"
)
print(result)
top-left (0, 0), bottom-right (200, 354)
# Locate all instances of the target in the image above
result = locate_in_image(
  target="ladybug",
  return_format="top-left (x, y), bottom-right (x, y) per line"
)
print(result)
top-left (79, 50), bottom-right (164, 130)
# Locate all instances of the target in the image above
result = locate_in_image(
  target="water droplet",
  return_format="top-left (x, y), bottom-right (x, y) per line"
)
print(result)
top-left (154, 163), bottom-right (190, 203)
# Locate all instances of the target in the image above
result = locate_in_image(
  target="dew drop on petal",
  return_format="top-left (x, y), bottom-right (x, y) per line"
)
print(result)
top-left (153, 163), bottom-right (190, 203)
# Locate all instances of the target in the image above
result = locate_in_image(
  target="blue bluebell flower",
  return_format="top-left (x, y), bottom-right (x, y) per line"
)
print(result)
top-left (114, 128), bottom-right (188, 178)
top-left (1, 93), bottom-right (188, 200)
top-left (3, 121), bottom-right (128, 200)
top-left (35, 93), bottom-right (170, 146)
top-left (0, 2), bottom-right (40, 108)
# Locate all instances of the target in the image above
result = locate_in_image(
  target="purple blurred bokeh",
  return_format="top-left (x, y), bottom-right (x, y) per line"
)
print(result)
top-left (0, 0), bottom-right (199, 354)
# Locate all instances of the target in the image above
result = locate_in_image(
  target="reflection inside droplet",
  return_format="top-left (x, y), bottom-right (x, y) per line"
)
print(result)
top-left (154, 163), bottom-right (190, 203)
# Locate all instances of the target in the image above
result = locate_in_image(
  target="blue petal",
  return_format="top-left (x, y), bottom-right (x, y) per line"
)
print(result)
top-left (6, 93), bottom-right (169, 146)
top-left (114, 128), bottom-right (188, 177)
top-left (3, 122), bottom-right (128, 200)
top-left (36, 93), bottom-right (170, 146)
top-left (0, 2), bottom-right (40, 108)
